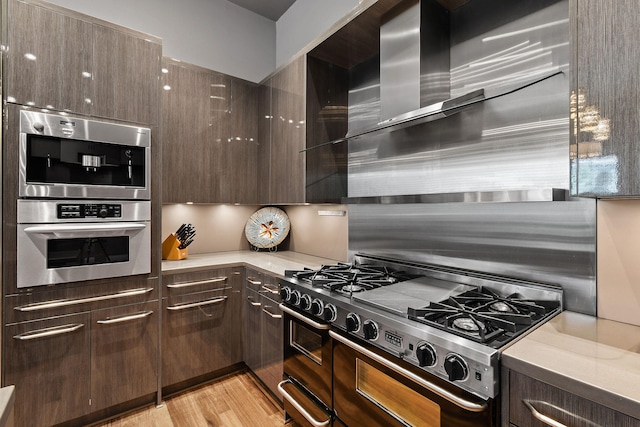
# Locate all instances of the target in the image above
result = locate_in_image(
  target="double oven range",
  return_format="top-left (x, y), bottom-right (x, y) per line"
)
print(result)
top-left (279, 254), bottom-right (562, 427)
top-left (15, 108), bottom-right (152, 288)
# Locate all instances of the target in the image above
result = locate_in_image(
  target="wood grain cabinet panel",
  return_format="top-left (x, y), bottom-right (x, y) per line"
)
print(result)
top-left (508, 370), bottom-right (640, 427)
top-left (92, 24), bottom-right (161, 124)
top-left (4, 313), bottom-right (91, 427)
top-left (161, 268), bottom-right (243, 389)
top-left (573, 0), bottom-right (640, 196)
top-left (4, 0), bottom-right (93, 114)
top-left (90, 301), bottom-right (158, 412)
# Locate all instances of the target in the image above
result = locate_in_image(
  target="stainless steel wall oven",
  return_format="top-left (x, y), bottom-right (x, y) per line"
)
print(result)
top-left (17, 199), bottom-right (151, 288)
top-left (18, 109), bottom-right (151, 200)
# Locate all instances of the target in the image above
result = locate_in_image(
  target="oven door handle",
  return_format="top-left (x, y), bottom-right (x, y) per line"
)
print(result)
top-left (329, 330), bottom-right (488, 413)
top-left (24, 223), bottom-right (146, 235)
top-left (280, 304), bottom-right (330, 330)
top-left (277, 380), bottom-right (331, 427)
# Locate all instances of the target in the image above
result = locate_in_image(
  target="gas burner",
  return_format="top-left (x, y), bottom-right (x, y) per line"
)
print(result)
top-left (342, 284), bottom-right (364, 293)
top-left (488, 301), bottom-right (514, 313)
top-left (452, 317), bottom-right (486, 333)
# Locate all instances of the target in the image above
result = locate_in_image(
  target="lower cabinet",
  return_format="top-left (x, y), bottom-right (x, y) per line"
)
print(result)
top-left (161, 267), bottom-right (243, 390)
top-left (243, 268), bottom-right (283, 400)
top-left (4, 299), bottom-right (158, 427)
top-left (505, 369), bottom-right (640, 427)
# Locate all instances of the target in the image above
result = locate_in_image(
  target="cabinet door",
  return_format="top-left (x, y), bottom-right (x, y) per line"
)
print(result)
top-left (161, 61), bottom-right (215, 203)
top-left (260, 293), bottom-right (283, 400)
top-left (243, 287), bottom-right (263, 373)
top-left (162, 268), bottom-right (242, 388)
top-left (90, 301), bottom-right (158, 411)
top-left (257, 82), bottom-right (272, 204)
top-left (224, 78), bottom-right (259, 204)
top-left (573, 0), bottom-right (640, 196)
top-left (92, 24), bottom-right (161, 124)
top-left (4, 0), bottom-right (92, 114)
top-left (270, 55), bottom-right (307, 203)
top-left (4, 313), bottom-right (91, 427)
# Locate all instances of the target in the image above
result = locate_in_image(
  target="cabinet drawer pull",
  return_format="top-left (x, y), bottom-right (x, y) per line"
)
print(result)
top-left (97, 310), bottom-right (154, 325)
top-left (246, 296), bottom-right (262, 307)
top-left (14, 288), bottom-right (154, 312)
top-left (262, 306), bottom-right (282, 319)
top-left (166, 277), bottom-right (227, 288)
top-left (261, 285), bottom-right (279, 294)
top-left (13, 323), bottom-right (84, 340)
top-left (523, 400), bottom-right (569, 427)
top-left (246, 277), bottom-right (261, 285)
top-left (277, 380), bottom-right (330, 427)
top-left (167, 296), bottom-right (227, 311)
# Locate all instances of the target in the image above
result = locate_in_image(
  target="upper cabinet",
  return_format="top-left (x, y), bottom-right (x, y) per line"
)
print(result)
top-left (571, 0), bottom-right (640, 197)
top-left (3, 0), bottom-right (161, 125)
top-left (161, 58), bottom-right (259, 204)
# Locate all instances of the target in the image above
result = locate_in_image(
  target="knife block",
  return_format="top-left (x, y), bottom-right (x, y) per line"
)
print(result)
top-left (162, 234), bottom-right (188, 260)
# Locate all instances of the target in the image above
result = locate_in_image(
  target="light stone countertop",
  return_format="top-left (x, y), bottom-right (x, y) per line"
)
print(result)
top-left (161, 250), bottom-right (342, 277)
top-left (502, 311), bottom-right (640, 420)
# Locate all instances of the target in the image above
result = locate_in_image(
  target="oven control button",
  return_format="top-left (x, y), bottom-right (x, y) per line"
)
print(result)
top-left (324, 304), bottom-right (338, 322)
top-left (290, 290), bottom-right (301, 306)
top-left (300, 294), bottom-right (312, 311)
top-left (363, 320), bottom-right (379, 340)
top-left (444, 354), bottom-right (468, 382)
top-left (280, 286), bottom-right (292, 302)
top-left (310, 298), bottom-right (324, 316)
top-left (416, 342), bottom-right (437, 367)
top-left (346, 313), bottom-right (361, 333)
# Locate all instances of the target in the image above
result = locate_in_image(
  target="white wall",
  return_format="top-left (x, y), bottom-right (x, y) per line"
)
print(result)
top-left (276, 0), bottom-right (360, 68)
top-left (45, 0), bottom-right (275, 83)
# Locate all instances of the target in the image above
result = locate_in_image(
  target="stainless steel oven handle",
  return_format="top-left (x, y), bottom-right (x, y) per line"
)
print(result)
top-left (97, 310), bottom-right (154, 325)
top-left (13, 323), bottom-right (84, 340)
top-left (166, 296), bottom-right (227, 311)
top-left (329, 330), bottom-right (488, 413)
top-left (24, 223), bottom-right (146, 234)
top-left (14, 288), bottom-right (154, 312)
top-left (167, 277), bottom-right (227, 288)
top-left (280, 304), bottom-right (330, 330)
top-left (522, 400), bottom-right (569, 427)
top-left (277, 380), bottom-right (330, 427)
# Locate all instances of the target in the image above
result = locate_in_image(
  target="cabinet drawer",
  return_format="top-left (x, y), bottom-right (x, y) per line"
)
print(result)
top-left (164, 268), bottom-right (240, 297)
top-left (245, 269), bottom-right (280, 301)
top-left (509, 371), bottom-right (640, 427)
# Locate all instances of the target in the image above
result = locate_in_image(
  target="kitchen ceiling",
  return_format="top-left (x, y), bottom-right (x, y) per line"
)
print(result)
top-left (227, 0), bottom-right (296, 21)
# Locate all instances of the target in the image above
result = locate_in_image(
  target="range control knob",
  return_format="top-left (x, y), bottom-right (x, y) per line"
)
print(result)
top-left (444, 354), bottom-right (468, 382)
top-left (280, 286), bottom-right (292, 302)
top-left (98, 206), bottom-right (109, 218)
top-left (345, 313), bottom-right (361, 333)
top-left (363, 320), bottom-right (379, 340)
top-left (323, 304), bottom-right (337, 322)
top-left (290, 290), bottom-right (301, 306)
top-left (310, 298), bottom-right (324, 316)
top-left (416, 342), bottom-right (437, 367)
top-left (300, 294), bottom-right (312, 311)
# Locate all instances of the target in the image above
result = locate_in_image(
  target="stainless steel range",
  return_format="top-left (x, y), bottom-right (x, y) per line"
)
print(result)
top-left (279, 253), bottom-right (562, 426)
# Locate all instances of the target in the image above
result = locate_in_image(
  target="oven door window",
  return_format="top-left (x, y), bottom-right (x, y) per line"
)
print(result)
top-left (356, 358), bottom-right (441, 427)
top-left (290, 322), bottom-right (323, 365)
top-left (47, 236), bottom-right (129, 268)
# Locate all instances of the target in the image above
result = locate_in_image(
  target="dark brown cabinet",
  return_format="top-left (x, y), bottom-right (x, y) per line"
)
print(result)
top-left (571, 0), bottom-right (640, 196)
top-left (243, 268), bottom-right (283, 400)
top-left (3, 0), bottom-right (161, 124)
top-left (161, 268), bottom-right (244, 391)
top-left (161, 59), bottom-right (259, 204)
top-left (504, 369), bottom-right (640, 427)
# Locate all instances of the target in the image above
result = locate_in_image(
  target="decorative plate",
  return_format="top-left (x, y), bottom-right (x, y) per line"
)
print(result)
top-left (245, 207), bottom-right (291, 250)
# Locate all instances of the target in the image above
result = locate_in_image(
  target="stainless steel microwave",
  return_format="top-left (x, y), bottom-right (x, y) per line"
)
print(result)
top-left (18, 110), bottom-right (151, 200)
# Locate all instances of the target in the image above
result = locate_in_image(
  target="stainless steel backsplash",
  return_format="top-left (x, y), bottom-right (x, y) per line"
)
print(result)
top-left (348, 199), bottom-right (596, 315)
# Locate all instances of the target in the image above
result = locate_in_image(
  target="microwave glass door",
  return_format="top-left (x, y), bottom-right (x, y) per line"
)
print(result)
top-left (47, 236), bottom-right (130, 268)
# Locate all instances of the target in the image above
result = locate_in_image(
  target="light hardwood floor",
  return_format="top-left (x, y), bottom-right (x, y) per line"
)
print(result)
top-left (93, 371), bottom-right (291, 427)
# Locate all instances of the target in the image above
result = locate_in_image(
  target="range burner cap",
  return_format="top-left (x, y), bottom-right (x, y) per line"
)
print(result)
top-left (342, 284), bottom-right (364, 293)
top-left (489, 301), bottom-right (514, 313)
top-left (452, 317), bottom-right (485, 333)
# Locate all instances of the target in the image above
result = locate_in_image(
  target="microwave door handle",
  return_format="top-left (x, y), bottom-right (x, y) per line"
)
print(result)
top-left (24, 223), bottom-right (146, 235)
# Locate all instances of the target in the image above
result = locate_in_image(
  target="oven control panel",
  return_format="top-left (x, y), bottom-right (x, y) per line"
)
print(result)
top-left (57, 203), bottom-right (122, 219)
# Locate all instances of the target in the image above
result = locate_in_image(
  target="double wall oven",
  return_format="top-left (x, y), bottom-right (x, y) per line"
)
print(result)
top-left (279, 255), bottom-right (563, 426)
top-left (15, 108), bottom-right (152, 288)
